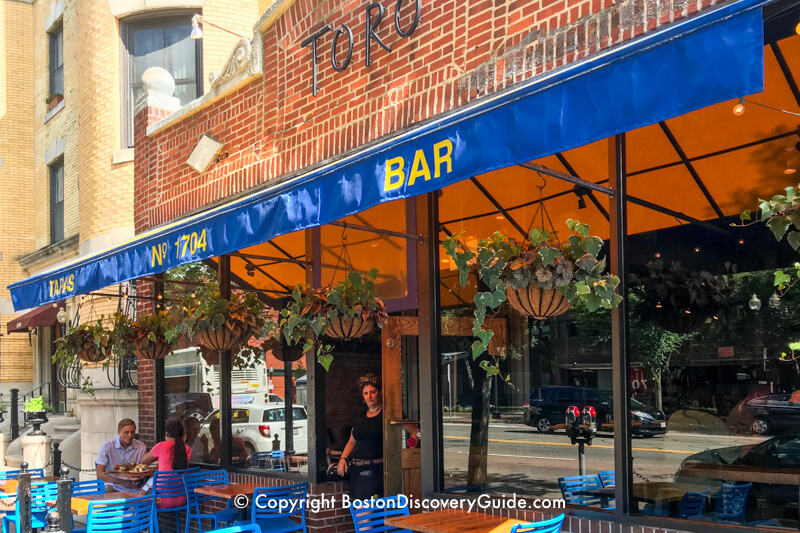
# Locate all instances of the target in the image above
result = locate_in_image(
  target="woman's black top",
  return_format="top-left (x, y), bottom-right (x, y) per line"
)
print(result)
top-left (351, 410), bottom-right (383, 459)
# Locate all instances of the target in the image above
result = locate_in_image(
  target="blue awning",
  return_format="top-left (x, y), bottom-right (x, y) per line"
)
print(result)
top-left (9, 1), bottom-right (765, 311)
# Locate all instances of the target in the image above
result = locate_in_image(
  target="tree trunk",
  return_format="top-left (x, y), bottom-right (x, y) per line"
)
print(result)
top-left (467, 355), bottom-right (492, 486)
top-left (654, 373), bottom-right (663, 411)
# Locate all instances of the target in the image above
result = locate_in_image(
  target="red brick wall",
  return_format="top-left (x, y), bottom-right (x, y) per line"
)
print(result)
top-left (133, 0), bottom-right (727, 233)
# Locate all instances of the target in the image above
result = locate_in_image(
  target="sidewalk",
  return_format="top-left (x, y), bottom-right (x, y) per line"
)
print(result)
top-left (442, 411), bottom-right (525, 424)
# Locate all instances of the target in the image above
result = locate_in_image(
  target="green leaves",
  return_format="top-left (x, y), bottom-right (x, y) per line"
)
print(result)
top-left (441, 219), bottom-right (621, 377)
top-left (767, 216), bottom-right (792, 241)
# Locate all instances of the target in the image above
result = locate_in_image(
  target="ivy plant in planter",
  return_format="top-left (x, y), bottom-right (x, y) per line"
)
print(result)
top-left (443, 219), bottom-right (621, 374)
top-left (176, 283), bottom-right (269, 366)
top-left (54, 319), bottom-right (113, 365)
top-left (277, 269), bottom-right (388, 371)
top-left (23, 396), bottom-right (53, 435)
top-left (629, 260), bottom-right (731, 334)
top-left (113, 310), bottom-right (181, 360)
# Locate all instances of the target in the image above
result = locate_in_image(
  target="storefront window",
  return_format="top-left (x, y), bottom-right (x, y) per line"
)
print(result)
top-left (616, 29), bottom-right (800, 527)
top-left (436, 149), bottom-right (616, 506)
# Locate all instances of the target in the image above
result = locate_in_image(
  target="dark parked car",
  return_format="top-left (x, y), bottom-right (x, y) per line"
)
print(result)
top-left (727, 392), bottom-right (800, 435)
top-left (675, 428), bottom-right (800, 505)
top-left (523, 386), bottom-right (666, 437)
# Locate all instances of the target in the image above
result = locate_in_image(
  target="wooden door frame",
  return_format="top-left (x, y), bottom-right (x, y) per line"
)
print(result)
top-left (381, 315), bottom-right (507, 496)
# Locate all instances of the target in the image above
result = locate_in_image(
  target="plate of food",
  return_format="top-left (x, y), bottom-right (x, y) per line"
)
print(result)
top-left (108, 463), bottom-right (156, 477)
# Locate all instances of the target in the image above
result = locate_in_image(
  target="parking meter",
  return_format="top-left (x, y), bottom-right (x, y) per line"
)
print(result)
top-left (565, 405), bottom-right (596, 475)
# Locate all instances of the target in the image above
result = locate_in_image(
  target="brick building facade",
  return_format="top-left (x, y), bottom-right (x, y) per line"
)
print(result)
top-left (128, 1), bottom-right (751, 532)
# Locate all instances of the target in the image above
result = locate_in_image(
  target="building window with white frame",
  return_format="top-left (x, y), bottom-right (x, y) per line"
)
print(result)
top-left (121, 12), bottom-right (202, 147)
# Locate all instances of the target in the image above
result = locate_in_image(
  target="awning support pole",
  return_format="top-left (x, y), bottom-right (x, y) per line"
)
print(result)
top-left (610, 133), bottom-right (633, 516)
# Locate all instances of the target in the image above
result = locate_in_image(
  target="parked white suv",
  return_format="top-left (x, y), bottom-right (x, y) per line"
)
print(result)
top-left (200, 403), bottom-right (308, 455)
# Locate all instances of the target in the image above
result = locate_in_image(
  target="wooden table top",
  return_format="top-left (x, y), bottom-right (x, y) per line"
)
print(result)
top-left (575, 482), bottom-right (711, 504)
top-left (385, 510), bottom-right (526, 533)
top-left (47, 492), bottom-right (145, 516)
top-left (0, 476), bottom-right (59, 493)
top-left (194, 483), bottom-right (260, 500)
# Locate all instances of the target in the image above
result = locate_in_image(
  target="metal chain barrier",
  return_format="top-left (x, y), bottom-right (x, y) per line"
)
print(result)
top-left (59, 461), bottom-right (96, 474)
top-left (631, 467), bottom-right (650, 483)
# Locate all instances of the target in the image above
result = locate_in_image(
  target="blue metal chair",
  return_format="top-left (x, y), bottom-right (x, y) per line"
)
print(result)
top-left (2, 480), bottom-right (57, 533)
top-left (152, 468), bottom-right (199, 533)
top-left (597, 471), bottom-right (615, 488)
top-left (85, 494), bottom-right (156, 533)
top-left (678, 489), bottom-right (709, 519)
top-left (184, 470), bottom-right (238, 533)
top-left (269, 451), bottom-right (286, 472)
top-left (509, 514), bottom-right (566, 533)
top-left (558, 475), bottom-right (614, 509)
top-left (714, 483), bottom-right (751, 524)
top-left (0, 469), bottom-right (45, 480)
top-left (70, 480), bottom-right (107, 533)
top-left (250, 452), bottom-right (272, 470)
top-left (206, 526), bottom-right (260, 533)
top-left (239, 482), bottom-right (308, 533)
top-left (349, 495), bottom-right (411, 533)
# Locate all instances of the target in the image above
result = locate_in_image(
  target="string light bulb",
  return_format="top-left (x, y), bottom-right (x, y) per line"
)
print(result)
top-left (733, 97), bottom-right (745, 116)
top-left (655, 301), bottom-right (663, 308)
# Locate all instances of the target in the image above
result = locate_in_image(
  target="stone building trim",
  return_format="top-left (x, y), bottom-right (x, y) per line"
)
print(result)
top-left (43, 0), bottom-right (64, 32)
top-left (107, 0), bottom-right (205, 19)
top-left (43, 98), bottom-right (65, 124)
top-left (19, 234), bottom-right (80, 271)
top-left (44, 137), bottom-right (66, 166)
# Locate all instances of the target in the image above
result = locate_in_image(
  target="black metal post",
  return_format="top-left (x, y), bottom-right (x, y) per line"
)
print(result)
top-left (11, 389), bottom-right (19, 440)
top-left (218, 256), bottom-right (232, 468)
top-left (418, 192), bottom-right (443, 497)
top-left (18, 462), bottom-right (31, 533)
top-left (610, 133), bottom-right (633, 515)
top-left (284, 360), bottom-right (295, 456)
top-left (52, 443), bottom-right (62, 475)
top-left (154, 275), bottom-right (166, 444)
top-left (56, 467), bottom-right (72, 533)
top-left (51, 325), bottom-right (61, 414)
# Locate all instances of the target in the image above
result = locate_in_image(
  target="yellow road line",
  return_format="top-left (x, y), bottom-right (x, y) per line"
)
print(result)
top-left (443, 435), bottom-right (694, 455)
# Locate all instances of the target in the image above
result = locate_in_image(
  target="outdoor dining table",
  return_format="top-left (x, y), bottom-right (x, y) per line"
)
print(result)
top-left (385, 509), bottom-right (527, 533)
top-left (193, 483), bottom-right (261, 500)
top-left (573, 481), bottom-right (712, 509)
top-left (0, 476), bottom-right (59, 494)
top-left (46, 492), bottom-right (156, 516)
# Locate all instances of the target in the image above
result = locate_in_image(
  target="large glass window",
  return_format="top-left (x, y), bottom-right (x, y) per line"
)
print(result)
top-left (49, 161), bottom-right (64, 244)
top-left (49, 25), bottom-right (63, 99)
top-left (437, 151), bottom-right (615, 505)
top-left (122, 13), bottom-right (201, 146)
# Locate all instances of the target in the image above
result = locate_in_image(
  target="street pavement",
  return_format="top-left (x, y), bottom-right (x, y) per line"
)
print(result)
top-left (442, 421), bottom-right (767, 499)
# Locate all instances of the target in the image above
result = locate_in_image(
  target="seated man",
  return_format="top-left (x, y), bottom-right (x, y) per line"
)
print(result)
top-left (96, 418), bottom-right (147, 492)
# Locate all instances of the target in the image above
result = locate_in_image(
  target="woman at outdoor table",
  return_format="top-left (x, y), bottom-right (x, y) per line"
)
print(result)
top-left (336, 374), bottom-right (418, 499)
top-left (138, 420), bottom-right (192, 507)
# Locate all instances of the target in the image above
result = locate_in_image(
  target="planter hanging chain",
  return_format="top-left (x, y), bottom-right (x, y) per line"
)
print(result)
top-left (329, 224), bottom-right (355, 286)
top-left (527, 174), bottom-right (558, 237)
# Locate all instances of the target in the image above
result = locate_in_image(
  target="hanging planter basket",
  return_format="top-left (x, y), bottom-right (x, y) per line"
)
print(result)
top-left (78, 344), bottom-right (109, 363)
top-left (506, 285), bottom-right (571, 319)
top-left (197, 328), bottom-right (252, 352)
top-left (325, 315), bottom-right (375, 341)
top-left (264, 338), bottom-right (304, 363)
top-left (133, 339), bottom-right (173, 360)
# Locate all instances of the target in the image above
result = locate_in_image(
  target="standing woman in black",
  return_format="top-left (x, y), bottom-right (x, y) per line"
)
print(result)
top-left (337, 374), bottom-right (385, 499)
